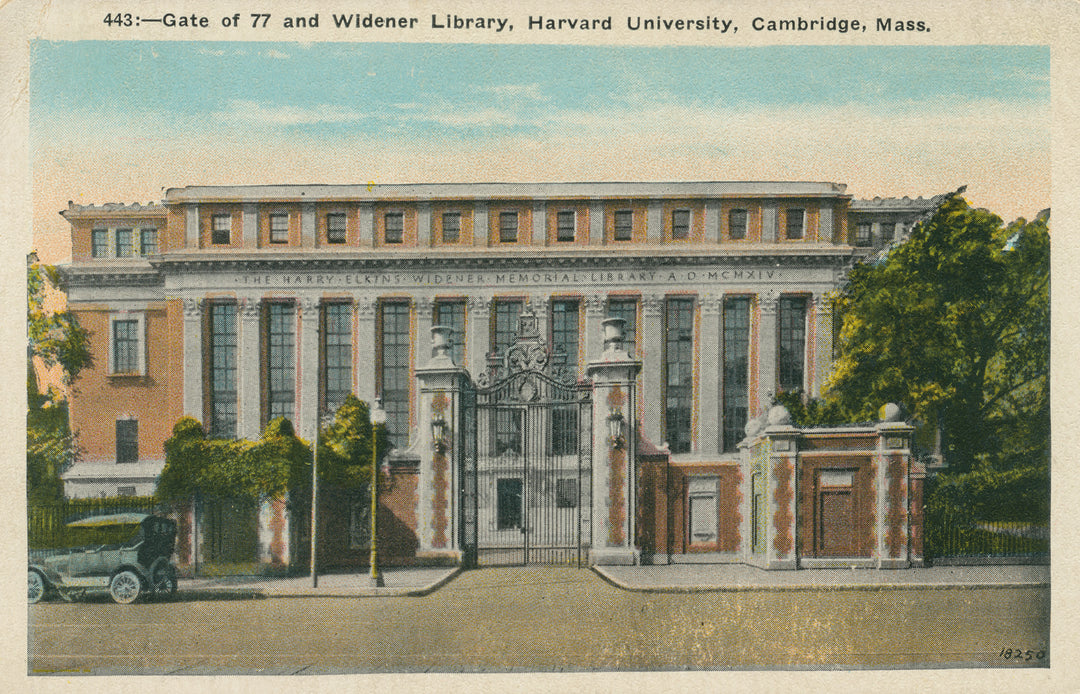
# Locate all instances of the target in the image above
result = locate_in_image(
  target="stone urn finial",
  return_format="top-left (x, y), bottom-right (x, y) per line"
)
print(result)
top-left (602, 317), bottom-right (627, 353)
top-left (431, 325), bottom-right (454, 364)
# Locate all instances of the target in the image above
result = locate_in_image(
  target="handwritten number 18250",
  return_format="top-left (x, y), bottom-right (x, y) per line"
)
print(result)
top-left (1000, 648), bottom-right (1046, 662)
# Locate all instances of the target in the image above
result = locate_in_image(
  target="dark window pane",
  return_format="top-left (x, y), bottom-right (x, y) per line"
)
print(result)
top-left (442, 212), bottom-right (461, 243)
top-left (209, 303), bottom-right (237, 438)
top-left (116, 419), bottom-right (138, 463)
top-left (140, 229), bottom-right (158, 256)
top-left (786, 209), bottom-right (805, 239)
top-left (384, 212), bottom-right (404, 244)
top-left (267, 302), bottom-right (296, 424)
top-left (270, 214), bottom-right (289, 243)
top-left (672, 209), bottom-right (690, 240)
top-left (556, 210), bottom-right (575, 242)
top-left (380, 302), bottom-right (410, 442)
top-left (778, 296), bottom-right (807, 393)
top-left (212, 215), bottom-right (231, 245)
top-left (115, 229), bottom-right (133, 257)
top-left (496, 478), bottom-right (523, 529)
top-left (323, 303), bottom-right (352, 410)
top-left (665, 298), bottom-right (694, 453)
top-left (613, 210), bottom-right (633, 241)
top-left (327, 213), bottom-right (347, 244)
top-left (92, 230), bottom-right (109, 258)
top-left (499, 212), bottom-right (518, 243)
top-left (729, 209), bottom-right (747, 240)
top-left (434, 301), bottom-right (466, 366)
top-left (112, 319), bottom-right (139, 373)
top-left (723, 297), bottom-right (750, 452)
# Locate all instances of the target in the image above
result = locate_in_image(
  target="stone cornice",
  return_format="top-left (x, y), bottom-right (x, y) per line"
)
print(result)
top-left (57, 264), bottom-right (164, 289)
top-left (146, 248), bottom-right (856, 275)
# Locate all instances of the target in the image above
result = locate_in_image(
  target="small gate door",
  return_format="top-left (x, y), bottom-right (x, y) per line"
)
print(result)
top-left (459, 312), bottom-right (592, 567)
top-left (815, 469), bottom-right (856, 556)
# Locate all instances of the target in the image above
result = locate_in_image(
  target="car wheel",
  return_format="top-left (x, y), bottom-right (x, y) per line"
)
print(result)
top-left (109, 570), bottom-right (142, 604)
top-left (28, 570), bottom-right (46, 604)
top-left (151, 564), bottom-right (178, 599)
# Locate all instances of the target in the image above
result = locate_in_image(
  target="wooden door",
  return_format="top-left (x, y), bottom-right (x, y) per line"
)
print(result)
top-left (817, 488), bottom-right (855, 556)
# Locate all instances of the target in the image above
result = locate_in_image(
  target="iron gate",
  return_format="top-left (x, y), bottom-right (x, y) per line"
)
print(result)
top-left (459, 319), bottom-right (593, 567)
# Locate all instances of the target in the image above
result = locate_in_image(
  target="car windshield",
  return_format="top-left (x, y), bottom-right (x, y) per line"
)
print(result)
top-left (60, 523), bottom-right (143, 548)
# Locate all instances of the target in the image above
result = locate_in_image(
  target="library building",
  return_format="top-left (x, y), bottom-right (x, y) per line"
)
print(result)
top-left (58, 180), bottom-right (933, 570)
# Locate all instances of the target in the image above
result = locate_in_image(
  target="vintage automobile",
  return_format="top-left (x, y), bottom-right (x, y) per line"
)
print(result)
top-left (28, 512), bottom-right (179, 604)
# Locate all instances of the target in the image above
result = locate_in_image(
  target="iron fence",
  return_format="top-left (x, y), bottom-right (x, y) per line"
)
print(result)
top-left (926, 511), bottom-right (1049, 561)
top-left (28, 496), bottom-right (163, 549)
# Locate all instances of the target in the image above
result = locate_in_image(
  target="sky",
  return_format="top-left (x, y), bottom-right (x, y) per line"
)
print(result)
top-left (29, 42), bottom-right (1050, 263)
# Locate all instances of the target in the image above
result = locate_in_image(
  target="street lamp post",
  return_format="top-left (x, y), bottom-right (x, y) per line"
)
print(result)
top-left (369, 398), bottom-right (387, 587)
top-left (311, 409), bottom-right (334, 588)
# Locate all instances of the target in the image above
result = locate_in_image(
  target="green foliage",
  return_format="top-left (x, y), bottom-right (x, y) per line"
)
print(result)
top-left (318, 394), bottom-right (392, 490)
top-left (925, 465), bottom-right (1049, 524)
top-left (771, 391), bottom-right (848, 428)
top-left (827, 197), bottom-right (1049, 472)
top-left (157, 397), bottom-right (391, 500)
top-left (27, 373), bottom-right (77, 503)
top-left (157, 417), bottom-right (312, 501)
top-left (27, 259), bottom-right (92, 386)
top-left (27, 257), bottom-right (92, 501)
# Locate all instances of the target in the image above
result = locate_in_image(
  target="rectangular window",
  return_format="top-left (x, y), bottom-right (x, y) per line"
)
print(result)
top-left (550, 299), bottom-right (580, 371)
top-left (672, 209), bottom-right (691, 240)
top-left (266, 302), bottom-right (296, 425)
top-left (434, 300), bottom-right (466, 367)
top-left (269, 213), bottom-right (289, 244)
top-left (117, 486), bottom-right (137, 497)
top-left (209, 303), bottom-right (237, 439)
top-left (492, 300), bottom-right (523, 360)
top-left (384, 212), bottom-right (404, 244)
top-left (664, 298), bottom-right (694, 454)
top-left (323, 303), bottom-right (352, 411)
top-left (116, 419), bottom-right (138, 464)
top-left (91, 229), bottom-right (109, 258)
top-left (499, 211), bottom-right (518, 243)
top-left (139, 228), bottom-right (158, 256)
top-left (786, 209), bottom-right (805, 239)
top-left (778, 296), bottom-right (808, 394)
top-left (442, 212), bottom-right (461, 243)
top-left (327, 213), bottom-right (347, 244)
top-left (607, 298), bottom-right (638, 357)
top-left (379, 302), bottom-right (410, 443)
top-left (855, 223), bottom-right (872, 246)
top-left (212, 215), bottom-right (231, 245)
top-left (613, 210), bottom-right (633, 241)
top-left (112, 319), bottom-right (140, 374)
top-left (881, 222), bottom-right (895, 242)
top-left (556, 210), bottom-right (576, 242)
top-left (115, 228), bottom-right (133, 258)
top-left (722, 297), bottom-right (750, 452)
top-left (556, 478), bottom-right (578, 508)
top-left (550, 405), bottom-right (579, 456)
top-left (729, 209), bottom-right (748, 240)
top-left (496, 478), bottom-right (523, 530)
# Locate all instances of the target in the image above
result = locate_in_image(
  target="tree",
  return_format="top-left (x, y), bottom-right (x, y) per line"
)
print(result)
top-left (825, 196), bottom-right (1049, 473)
top-left (27, 256), bottom-right (92, 501)
top-left (318, 394), bottom-right (391, 491)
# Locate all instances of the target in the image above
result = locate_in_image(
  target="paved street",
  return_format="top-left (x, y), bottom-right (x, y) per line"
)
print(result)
top-left (28, 566), bottom-right (1049, 674)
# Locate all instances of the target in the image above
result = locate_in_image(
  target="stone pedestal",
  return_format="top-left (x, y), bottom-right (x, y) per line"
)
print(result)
top-left (875, 404), bottom-right (916, 568)
top-left (762, 406), bottom-right (798, 570)
top-left (586, 318), bottom-right (642, 566)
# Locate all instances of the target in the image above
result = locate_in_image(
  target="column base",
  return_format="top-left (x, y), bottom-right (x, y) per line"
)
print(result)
top-left (589, 548), bottom-right (640, 566)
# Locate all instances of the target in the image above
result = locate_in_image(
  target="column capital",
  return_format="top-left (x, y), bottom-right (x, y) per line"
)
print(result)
top-left (813, 293), bottom-right (834, 315)
top-left (701, 292), bottom-right (723, 316)
top-left (758, 289), bottom-right (779, 316)
top-left (299, 296), bottom-right (319, 318)
top-left (416, 296), bottom-right (434, 317)
top-left (182, 297), bottom-right (204, 318)
top-left (239, 296), bottom-right (261, 320)
top-left (355, 295), bottom-right (377, 318)
top-left (584, 294), bottom-right (606, 317)
top-left (641, 294), bottom-right (664, 317)
top-left (468, 295), bottom-right (492, 319)
top-left (527, 293), bottom-right (549, 313)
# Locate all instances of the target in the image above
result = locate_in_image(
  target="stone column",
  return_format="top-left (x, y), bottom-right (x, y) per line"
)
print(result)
top-left (415, 297), bottom-right (434, 374)
top-left (473, 202), bottom-right (489, 247)
top-left (761, 205), bottom-right (778, 243)
top-left (414, 326), bottom-right (470, 563)
top-left (357, 203), bottom-right (375, 247)
top-left (646, 201), bottom-right (662, 243)
top-left (589, 201), bottom-right (604, 245)
top-left (704, 200), bottom-right (722, 244)
top-left (756, 290), bottom-right (778, 416)
top-left (811, 294), bottom-right (834, 398)
top-left (583, 295), bottom-right (606, 366)
top-left (532, 201), bottom-right (546, 246)
top-left (242, 204), bottom-right (258, 248)
top-left (639, 295), bottom-right (664, 447)
top-left (417, 202), bottom-right (432, 247)
top-left (355, 296), bottom-right (377, 405)
top-left (586, 318), bottom-right (642, 565)
top-left (698, 293), bottom-right (722, 456)
top-left (238, 296), bottom-right (262, 439)
top-left (466, 296), bottom-right (491, 379)
top-left (185, 205), bottom-right (199, 249)
top-left (763, 405), bottom-right (798, 570)
top-left (875, 404), bottom-right (915, 568)
top-left (297, 297), bottom-right (320, 441)
top-left (301, 203), bottom-right (316, 249)
top-left (182, 297), bottom-right (203, 418)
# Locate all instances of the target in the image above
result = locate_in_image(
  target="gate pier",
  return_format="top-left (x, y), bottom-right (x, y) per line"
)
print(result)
top-left (586, 318), bottom-right (642, 566)
top-left (414, 325), bottom-right (469, 564)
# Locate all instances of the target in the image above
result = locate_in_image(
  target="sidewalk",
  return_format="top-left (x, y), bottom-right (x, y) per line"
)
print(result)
top-left (593, 563), bottom-right (1050, 592)
top-left (179, 567), bottom-right (460, 598)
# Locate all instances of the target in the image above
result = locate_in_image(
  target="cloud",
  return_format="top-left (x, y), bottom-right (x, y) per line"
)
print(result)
top-left (264, 49), bottom-right (291, 60)
top-left (220, 100), bottom-right (366, 125)
top-left (478, 83), bottom-right (548, 102)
